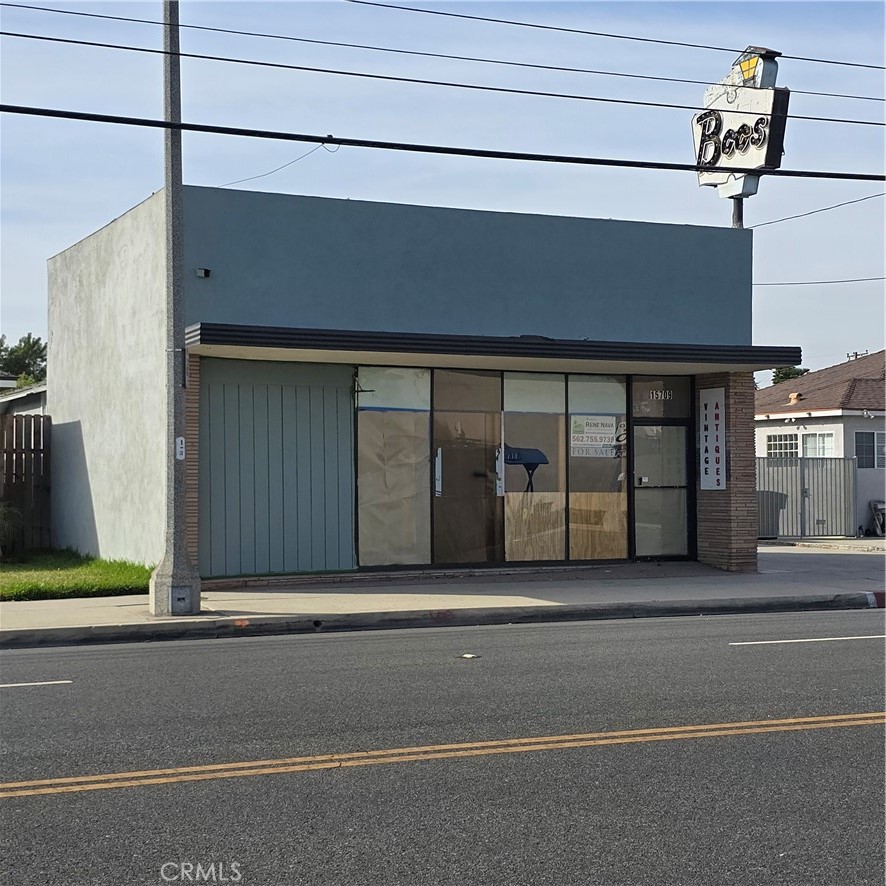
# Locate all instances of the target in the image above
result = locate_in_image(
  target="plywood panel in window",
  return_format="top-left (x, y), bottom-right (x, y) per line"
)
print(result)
top-left (569, 491), bottom-right (628, 560)
top-left (505, 492), bottom-right (566, 561)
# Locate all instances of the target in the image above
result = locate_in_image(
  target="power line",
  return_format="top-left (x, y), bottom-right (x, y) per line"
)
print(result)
top-left (217, 143), bottom-right (326, 188)
top-left (2, 103), bottom-right (884, 183)
top-left (1, 2), bottom-right (882, 104)
top-left (348, 0), bottom-right (886, 72)
top-left (750, 193), bottom-right (886, 228)
top-left (753, 277), bottom-right (885, 286)
top-left (3, 31), bottom-right (884, 129)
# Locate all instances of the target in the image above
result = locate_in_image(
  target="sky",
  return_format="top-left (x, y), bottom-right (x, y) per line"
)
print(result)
top-left (1, 0), bottom-right (884, 386)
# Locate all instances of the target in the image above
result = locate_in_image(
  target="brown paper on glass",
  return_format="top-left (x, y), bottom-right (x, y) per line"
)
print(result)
top-left (358, 411), bottom-right (431, 566)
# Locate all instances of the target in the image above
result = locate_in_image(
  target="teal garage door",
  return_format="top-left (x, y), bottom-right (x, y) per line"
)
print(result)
top-left (198, 359), bottom-right (355, 577)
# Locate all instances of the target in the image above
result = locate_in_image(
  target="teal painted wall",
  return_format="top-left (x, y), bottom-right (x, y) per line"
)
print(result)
top-left (182, 187), bottom-right (753, 346)
top-left (198, 359), bottom-right (355, 577)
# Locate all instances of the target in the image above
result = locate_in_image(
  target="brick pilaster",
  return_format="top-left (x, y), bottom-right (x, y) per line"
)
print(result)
top-left (185, 353), bottom-right (200, 566)
top-left (695, 371), bottom-right (757, 572)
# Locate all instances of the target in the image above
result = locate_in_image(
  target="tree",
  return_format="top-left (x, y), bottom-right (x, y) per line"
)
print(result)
top-left (772, 366), bottom-right (809, 385)
top-left (0, 333), bottom-right (46, 383)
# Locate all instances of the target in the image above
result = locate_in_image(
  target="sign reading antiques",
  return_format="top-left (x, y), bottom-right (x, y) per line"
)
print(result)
top-left (691, 46), bottom-right (790, 199)
top-left (699, 388), bottom-right (726, 490)
top-left (571, 415), bottom-right (625, 458)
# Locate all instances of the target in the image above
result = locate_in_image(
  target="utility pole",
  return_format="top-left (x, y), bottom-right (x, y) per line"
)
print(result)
top-left (150, 0), bottom-right (201, 615)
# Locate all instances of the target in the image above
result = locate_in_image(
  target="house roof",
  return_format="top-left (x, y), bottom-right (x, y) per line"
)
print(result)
top-left (755, 350), bottom-right (885, 415)
top-left (0, 381), bottom-right (47, 402)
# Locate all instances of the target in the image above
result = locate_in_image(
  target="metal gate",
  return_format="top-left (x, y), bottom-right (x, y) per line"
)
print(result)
top-left (756, 457), bottom-right (857, 539)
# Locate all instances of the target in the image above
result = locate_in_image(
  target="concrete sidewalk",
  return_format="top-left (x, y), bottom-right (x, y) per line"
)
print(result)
top-left (1, 547), bottom-right (883, 648)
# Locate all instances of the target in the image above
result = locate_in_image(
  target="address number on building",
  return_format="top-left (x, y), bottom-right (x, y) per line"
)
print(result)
top-left (648, 390), bottom-right (674, 401)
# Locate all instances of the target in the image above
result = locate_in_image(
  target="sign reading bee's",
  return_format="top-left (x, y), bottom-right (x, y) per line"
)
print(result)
top-left (691, 47), bottom-right (790, 199)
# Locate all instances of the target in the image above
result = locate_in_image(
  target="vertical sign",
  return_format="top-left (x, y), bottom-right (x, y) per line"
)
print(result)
top-left (699, 388), bottom-right (726, 490)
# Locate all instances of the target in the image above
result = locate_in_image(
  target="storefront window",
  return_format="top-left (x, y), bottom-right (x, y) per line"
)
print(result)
top-left (567, 376), bottom-right (628, 560)
top-left (357, 367), bottom-right (431, 566)
top-left (632, 376), bottom-right (692, 419)
top-left (503, 373), bottom-right (565, 561)
top-left (354, 369), bottom-right (694, 567)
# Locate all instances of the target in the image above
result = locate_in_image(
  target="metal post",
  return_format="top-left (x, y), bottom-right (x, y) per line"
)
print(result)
top-left (799, 456), bottom-right (807, 539)
top-left (852, 456), bottom-right (859, 536)
top-left (731, 197), bottom-right (744, 229)
top-left (149, 0), bottom-right (201, 615)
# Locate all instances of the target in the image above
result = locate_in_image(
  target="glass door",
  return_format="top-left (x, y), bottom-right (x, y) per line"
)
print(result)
top-left (432, 370), bottom-right (504, 564)
top-left (633, 425), bottom-right (689, 556)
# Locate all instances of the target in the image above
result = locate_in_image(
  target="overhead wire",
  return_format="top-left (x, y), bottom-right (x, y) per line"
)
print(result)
top-left (2, 31), bottom-right (883, 129)
top-left (346, 0), bottom-right (886, 71)
top-left (1, 93), bottom-right (880, 283)
top-left (752, 277), bottom-right (885, 286)
top-left (217, 143), bottom-right (325, 187)
top-left (750, 193), bottom-right (886, 228)
top-left (2, 103), bottom-right (884, 184)
top-left (1, 2), bottom-right (882, 103)
top-left (2, 6), bottom-right (881, 294)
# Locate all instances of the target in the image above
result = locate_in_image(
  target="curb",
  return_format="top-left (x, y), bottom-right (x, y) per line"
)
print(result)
top-left (0, 592), bottom-right (882, 649)
top-left (795, 543), bottom-right (885, 553)
top-left (759, 541), bottom-right (885, 553)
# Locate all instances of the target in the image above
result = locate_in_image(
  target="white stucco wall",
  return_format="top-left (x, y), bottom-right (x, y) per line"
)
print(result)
top-left (47, 193), bottom-right (166, 564)
top-left (755, 416), bottom-right (848, 458)
top-left (842, 415), bottom-right (886, 532)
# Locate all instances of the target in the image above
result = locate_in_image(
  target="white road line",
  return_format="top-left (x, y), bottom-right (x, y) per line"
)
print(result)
top-left (0, 680), bottom-right (73, 688)
top-left (730, 635), bottom-right (886, 646)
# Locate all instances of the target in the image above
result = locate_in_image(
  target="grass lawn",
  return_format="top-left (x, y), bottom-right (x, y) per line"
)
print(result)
top-left (0, 549), bottom-right (152, 601)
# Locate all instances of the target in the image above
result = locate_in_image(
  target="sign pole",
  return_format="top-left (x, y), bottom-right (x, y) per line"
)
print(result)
top-left (731, 197), bottom-right (744, 229)
top-left (149, 0), bottom-right (201, 615)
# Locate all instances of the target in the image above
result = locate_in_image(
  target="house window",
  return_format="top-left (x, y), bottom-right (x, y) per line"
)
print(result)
top-left (766, 433), bottom-right (798, 457)
top-left (801, 432), bottom-right (834, 458)
top-left (856, 431), bottom-right (886, 468)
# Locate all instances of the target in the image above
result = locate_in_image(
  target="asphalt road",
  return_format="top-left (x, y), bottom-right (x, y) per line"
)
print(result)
top-left (1, 610), bottom-right (884, 886)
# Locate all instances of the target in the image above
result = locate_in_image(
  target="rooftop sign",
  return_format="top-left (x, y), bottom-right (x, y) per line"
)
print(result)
top-left (691, 46), bottom-right (790, 199)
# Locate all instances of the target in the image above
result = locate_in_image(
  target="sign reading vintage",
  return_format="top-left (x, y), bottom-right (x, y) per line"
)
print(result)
top-left (691, 47), bottom-right (790, 199)
top-left (699, 388), bottom-right (726, 490)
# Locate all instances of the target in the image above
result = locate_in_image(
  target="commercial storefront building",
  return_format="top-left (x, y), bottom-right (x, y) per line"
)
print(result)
top-left (47, 187), bottom-right (800, 577)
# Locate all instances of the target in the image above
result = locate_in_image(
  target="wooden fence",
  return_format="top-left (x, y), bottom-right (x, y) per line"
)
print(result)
top-left (1, 414), bottom-right (51, 554)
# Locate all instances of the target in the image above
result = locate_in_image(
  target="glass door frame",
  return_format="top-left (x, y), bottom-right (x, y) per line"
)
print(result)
top-left (429, 369), bottom-right (505, 566)
top-left (626, 376), bottom-right (697, 561)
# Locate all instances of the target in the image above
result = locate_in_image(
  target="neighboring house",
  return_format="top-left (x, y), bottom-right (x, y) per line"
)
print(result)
top-left (755, 351), bottom-right (886, 534)
top-left (0, 381), bottom-right (48, 416)
top-left (0, 373), bottom-right (17, 391)
top-left (47, 187), bottom-right (799, 576)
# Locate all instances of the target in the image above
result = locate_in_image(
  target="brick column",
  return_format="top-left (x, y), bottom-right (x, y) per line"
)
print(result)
top-left (185, 353), bottom-right (200, 568)
top-left (695, 371), bottom-right (757, 572)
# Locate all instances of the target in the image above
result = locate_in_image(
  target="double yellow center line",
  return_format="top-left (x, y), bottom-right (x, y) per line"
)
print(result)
top-left (2, 712), bottom-right (882, 799)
